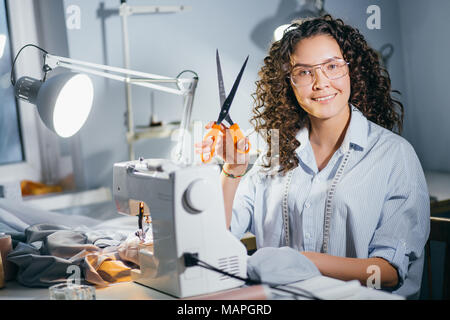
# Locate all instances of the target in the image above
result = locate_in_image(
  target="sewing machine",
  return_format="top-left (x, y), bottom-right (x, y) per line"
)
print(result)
top-left (113, 158), bottom-right (247, 298)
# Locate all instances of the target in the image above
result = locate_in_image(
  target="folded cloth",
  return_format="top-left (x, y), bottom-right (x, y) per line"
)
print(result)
top-left (7, 242), bottom-right (85, 287)
top-left (81, 249), bottom-right (135, 287)
top-left (0, 222), bottom-right (26, 246)
top-left (7, 223), bottom-right (136, 287)
top-left (0, 199), bottom-right (142, 287)
top-left (0, 208), bottom-right (29, 234)
top-left (117, 232), bottom-right (153, 266)
top-left (0, 198), bottom-right (103, 230)
top-left (117, 235), bottom-right (142, 266)
top-left (247, 247), bottom-right (321, 285)
top-left (25, 224), bottom-right (72, 243)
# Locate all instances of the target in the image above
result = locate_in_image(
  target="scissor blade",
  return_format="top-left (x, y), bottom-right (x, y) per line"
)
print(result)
top-left (216, 55), bottom-right (249, 124)
top-left (216, 50), bottom-right (234, 126)
top-left (216, 50), bottom-right (226, 108)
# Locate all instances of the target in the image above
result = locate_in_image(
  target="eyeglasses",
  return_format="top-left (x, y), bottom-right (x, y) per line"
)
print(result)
top-left (289, 58), bottom-right (350, 87)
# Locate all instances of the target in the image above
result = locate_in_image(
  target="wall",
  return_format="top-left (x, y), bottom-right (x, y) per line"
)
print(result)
top-left (398, 0), bottom-right (450, 172)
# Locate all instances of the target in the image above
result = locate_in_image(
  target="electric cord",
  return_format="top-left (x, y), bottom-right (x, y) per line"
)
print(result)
top-left (183, 252), bottom-right (323, 300)
top-left (10, 44), bottom-right (49, 86)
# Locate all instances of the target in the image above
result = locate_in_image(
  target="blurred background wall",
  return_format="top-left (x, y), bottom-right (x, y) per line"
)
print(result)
top-left (35, 0), bottom-right (445, 188)
top-left (43, 0), bottom-right (429, 189)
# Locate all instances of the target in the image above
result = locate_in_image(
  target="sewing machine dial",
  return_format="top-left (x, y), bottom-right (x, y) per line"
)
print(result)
top-left (184, 179), bottom-right (213, 213)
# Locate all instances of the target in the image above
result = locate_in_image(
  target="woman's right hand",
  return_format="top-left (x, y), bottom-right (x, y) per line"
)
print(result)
top-left (194, 121), bottom-right (250, 173)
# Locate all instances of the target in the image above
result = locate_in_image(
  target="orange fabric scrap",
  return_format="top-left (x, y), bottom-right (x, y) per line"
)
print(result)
top-left (21, 180), bottom-right (62, 196)
top-left (83, 251), bottom-right (133, 287)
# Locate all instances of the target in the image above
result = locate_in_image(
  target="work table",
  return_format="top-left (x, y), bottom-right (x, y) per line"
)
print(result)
top-left (0, 275), bottom-right (403, 300)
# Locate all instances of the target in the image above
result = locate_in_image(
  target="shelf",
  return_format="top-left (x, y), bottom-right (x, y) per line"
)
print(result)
top-left (130, 123), bottom-right (180, 141)
top-left (23, 187), bottom-right (112, 211)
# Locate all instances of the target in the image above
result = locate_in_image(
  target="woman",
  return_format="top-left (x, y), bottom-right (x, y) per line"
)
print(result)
top-left (195, 15), bottom-right (429, 299)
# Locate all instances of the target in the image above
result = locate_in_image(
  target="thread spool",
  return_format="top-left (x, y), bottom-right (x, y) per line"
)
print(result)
top-left (0, 253), bottom-right (4, 288)
top-left (0, 233), bottom-right (15, 282)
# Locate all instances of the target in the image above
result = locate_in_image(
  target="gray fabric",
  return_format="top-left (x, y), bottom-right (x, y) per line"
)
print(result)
top-left (0, 198), bottom-right (137, 242)
top-left (6, 223), bottom-right (128, 287)
top-left (25, 224), bottom-right (72, 243)
top-left (0, 222), bottom-right (26, 245)
top-left (0, 198), bottom-right (103, 229)
top-left (0, 207), bottom-right (29, 232)
top-left (7, 242), bottom-right (85, 288)
top-left (247, 246), bottom-right (321, 285)
top-left (43, 231), bottom-right (98, 259)
top-left (76, 227), bottom-right (130, 248)
top-left (0, 198), bottom-right (139, 287)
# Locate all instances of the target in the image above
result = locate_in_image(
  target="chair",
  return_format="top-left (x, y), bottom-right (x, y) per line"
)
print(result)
top-left (426, 199), bottom-right (450, 299)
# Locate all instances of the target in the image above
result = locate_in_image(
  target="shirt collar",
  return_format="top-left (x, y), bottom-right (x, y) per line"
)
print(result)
top-left (341, 105), bottom-right (368, 152)
top-left (295, 104), bottom-right (368, 155)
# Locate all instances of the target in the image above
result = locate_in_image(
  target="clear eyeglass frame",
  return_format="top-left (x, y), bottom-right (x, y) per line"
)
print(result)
top-left (289, 58), bottom-right (350, 87)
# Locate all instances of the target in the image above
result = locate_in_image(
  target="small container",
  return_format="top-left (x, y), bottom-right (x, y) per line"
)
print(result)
top-left (0, 233), bottom-right (16, 281)
top-left (49, 283), bottom-right (96, 300)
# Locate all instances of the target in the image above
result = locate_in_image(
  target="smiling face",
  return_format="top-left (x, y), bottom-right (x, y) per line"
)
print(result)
top-left (290, 34), bottom-right (351, 122)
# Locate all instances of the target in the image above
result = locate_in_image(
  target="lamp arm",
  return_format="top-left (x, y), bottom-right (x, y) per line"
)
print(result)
top-left (44, 53), bottom-right (199, 165)
top-left (44, 54), bottom-right (195, 96)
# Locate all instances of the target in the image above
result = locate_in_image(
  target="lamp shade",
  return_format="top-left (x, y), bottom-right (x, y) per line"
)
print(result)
top-left (15, 73), bottom-right (94, 138)
top-left (273, 24), bottom-right (292, 41)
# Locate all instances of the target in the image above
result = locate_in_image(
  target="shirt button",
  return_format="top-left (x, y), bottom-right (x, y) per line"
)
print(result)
top-left (305, 233), bottom-right (311, 239)
top-left (304, 202), bottom-right (311, 208)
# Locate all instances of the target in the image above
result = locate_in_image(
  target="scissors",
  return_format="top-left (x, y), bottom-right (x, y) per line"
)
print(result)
top-left (201, 50), bottom-right (251, 163)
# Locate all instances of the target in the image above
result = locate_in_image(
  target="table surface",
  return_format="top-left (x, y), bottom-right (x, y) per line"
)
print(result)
top-left (0, 280), bottom-right (174, 300)
top-left (0, 275), bottom-right (404, 300)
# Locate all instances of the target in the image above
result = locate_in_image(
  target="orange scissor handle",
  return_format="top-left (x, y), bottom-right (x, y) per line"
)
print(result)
top-left (229, 123), bottom-right (251, 154)
top-left (201, 123), bottom-right (223, 163)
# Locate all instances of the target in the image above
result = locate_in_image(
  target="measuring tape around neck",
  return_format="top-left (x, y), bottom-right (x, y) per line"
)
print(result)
top-left (282, 149), bottom-right (353, 252)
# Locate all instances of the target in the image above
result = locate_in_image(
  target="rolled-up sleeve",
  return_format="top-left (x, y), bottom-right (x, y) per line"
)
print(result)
top-left (230, 170), bottom-right (257, 240)
top-left (368, 142), bottom-right (430, 288)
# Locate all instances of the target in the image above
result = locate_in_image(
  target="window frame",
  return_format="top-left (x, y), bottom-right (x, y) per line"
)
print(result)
top-left (0, 0), bottom-right (64, 185)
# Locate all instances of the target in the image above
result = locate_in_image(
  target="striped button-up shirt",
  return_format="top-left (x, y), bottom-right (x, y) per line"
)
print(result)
top-left (230, 106), bottom-right (430, 299)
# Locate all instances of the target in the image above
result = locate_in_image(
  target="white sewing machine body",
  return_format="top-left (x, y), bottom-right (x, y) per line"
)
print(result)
top-left (113, 158), bottom-right (247, 298)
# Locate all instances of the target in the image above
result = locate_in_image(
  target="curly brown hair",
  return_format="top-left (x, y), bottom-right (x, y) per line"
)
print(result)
top-left (251, 15), bottom-right (404, 175)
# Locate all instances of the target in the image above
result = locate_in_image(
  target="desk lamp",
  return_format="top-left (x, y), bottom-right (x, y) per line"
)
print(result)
top-left (10, 44), bottom-right (198, 163)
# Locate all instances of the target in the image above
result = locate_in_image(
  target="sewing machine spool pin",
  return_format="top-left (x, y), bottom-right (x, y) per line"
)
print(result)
top-left (136, 201), bottom-right (151, 241)
top-left (136, 201), bottom-right (144, 240)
